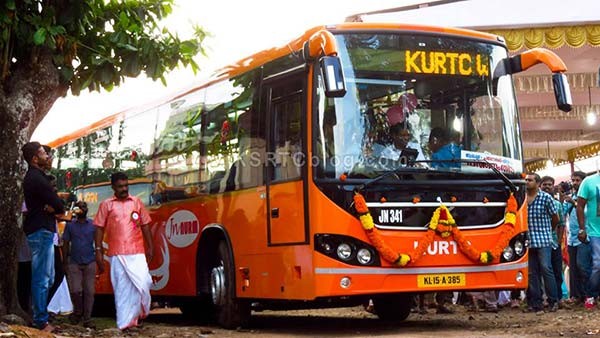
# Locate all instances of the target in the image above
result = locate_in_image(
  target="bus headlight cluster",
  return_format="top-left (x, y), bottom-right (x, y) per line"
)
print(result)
top-left (315, 234), bottom-right (380, 266)
top-left (500, 232), bottom-right (528, 263)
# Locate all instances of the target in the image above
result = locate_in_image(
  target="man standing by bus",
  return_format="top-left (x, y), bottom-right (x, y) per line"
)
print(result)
top-left (63, 201), bottom-right (97, 328)
top-left (540, 175), bottom-right (565, 304)
top-left (577, 170), bottom-right (600, 309)
top-left (94, 172), bottom-right (154, 330)
top-left (565, 171), bottom-right (594, 308)
top-left (525, 173), bottom-right (559, 313)
top-left (21, 141), bottom-right (64, 332)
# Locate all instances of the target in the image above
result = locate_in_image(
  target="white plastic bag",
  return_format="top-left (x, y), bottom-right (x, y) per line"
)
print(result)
top-left (48, 277), bottom-right (73, 314)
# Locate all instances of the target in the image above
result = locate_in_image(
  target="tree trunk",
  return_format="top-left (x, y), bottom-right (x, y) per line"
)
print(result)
top-left (0, 49), bottom-right (67, 318)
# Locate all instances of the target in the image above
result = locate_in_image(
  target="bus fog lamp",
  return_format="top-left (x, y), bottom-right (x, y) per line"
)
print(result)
top-left (516, 271), bottom-right (524, 283)
top-left (357, 248), bottom-right (372, 265)
top-left (337, 243), bottom-right (352, 260)
top-left (514, 240), bottom-right (524, 256)
top-left (502, 246), bottom-right (514, 261)
top-left (340, 276), bottom-right (351, 289)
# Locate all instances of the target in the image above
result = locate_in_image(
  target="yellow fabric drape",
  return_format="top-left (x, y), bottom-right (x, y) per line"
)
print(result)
top-left (488, 24), bottom-right (600, 51)
top-left (567, 141), bottom-right (600, 162)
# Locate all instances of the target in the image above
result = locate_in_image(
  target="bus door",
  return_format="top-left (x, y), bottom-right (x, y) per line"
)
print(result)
top-left (265, 73), bottom-right (308, 245)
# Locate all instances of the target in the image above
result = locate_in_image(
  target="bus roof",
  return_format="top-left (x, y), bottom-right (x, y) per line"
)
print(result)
top-left (47, 22), bottom-right (500, 148)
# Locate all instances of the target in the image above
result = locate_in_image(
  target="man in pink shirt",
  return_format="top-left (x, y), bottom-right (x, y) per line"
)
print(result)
top-left (94, 172), bottom-right (154, 330)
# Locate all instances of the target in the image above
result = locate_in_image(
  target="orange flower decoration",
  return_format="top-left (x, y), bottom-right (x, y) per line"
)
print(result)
top-left (354, 191), bottom-right (520, 267)
top-left (506, 194), bottom-right (517, 212)
top-left (412, 196), bottom-right (421, 204)
top-left (339, 173), bottom-right (347, 181)
top-left (353, 192), bottom-right (369, 214)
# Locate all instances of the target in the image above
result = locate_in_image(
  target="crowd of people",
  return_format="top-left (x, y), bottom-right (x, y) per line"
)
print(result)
top-left (18, 141), bottom-right (154, 333)
top-left (403, 170), bottom-right (600, 315)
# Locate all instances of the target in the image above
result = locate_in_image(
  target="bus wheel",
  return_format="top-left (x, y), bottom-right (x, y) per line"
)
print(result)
top-left (210, 241), bottom-right (250, 329)
top-left (372, 294), bottom-right (412, 321)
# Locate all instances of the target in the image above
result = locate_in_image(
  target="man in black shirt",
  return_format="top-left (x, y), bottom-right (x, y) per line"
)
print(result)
top-left (21, 141), bottom-right (64, 332)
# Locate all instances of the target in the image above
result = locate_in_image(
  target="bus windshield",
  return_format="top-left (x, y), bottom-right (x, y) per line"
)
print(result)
top-left (314, 32), bottom-right (523, 179)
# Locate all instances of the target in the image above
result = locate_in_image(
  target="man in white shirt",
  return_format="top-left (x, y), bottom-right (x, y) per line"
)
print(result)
top-left (375, 123), bottom-right (425, 164)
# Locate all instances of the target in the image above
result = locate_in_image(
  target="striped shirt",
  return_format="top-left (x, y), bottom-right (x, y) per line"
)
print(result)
top-left (527, 190), bottom-right (557, 248)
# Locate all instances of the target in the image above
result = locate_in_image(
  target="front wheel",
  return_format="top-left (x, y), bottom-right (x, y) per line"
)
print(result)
top-left (372, 293), bottom-right (412, 321)
top-left (210, 241), bottom-right (250, 329)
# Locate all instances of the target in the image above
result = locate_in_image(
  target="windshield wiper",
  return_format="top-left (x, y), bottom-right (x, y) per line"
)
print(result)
top-left (416, 159), bottom-right (518, 192)
top-left (354, 167), bottom-right (433, 191)
top-left (353, 159), bottom-right (518, 193)
top-left (479, 159), bottom-right (518, 193)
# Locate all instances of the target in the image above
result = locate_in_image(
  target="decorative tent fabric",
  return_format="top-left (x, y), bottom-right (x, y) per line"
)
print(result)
top-left (488, 25), bottom-right (600, 51)
top-left (514, 72), bottom-right (598, 94)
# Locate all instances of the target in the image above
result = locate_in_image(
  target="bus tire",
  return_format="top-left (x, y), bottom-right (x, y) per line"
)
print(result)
top-left (210, 241), bottom-right (250, 329)
top-left (372, 293), bottom-right (412, 321)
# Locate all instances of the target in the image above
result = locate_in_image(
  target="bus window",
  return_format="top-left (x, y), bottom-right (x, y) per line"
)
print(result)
top-left (114, 109), bottom-right (158, 180)
top-left (201, 72), bottom-right (259, 193)
top-left (152, 89), bottom-right (205, 203)
top-left (269, 77), bottom-right (303, 182)
top-left (315, 33), bottom-right (523, 177)
top-left (54, 138), bottom-right (88, 191)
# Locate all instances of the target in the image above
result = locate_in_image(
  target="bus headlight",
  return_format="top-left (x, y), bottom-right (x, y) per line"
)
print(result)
top-left (337, 243), bottom-right (353, 261)
top-left (356, 248), bottom-right (372, 265)
top-left (514, 240), bottom-right (524, 256)
top-left (314, 234), bottom-right (381, 266)
top-left (502, 246), bottom-right (514, 261)
top-left (500, 232), bottom-right (528, 263)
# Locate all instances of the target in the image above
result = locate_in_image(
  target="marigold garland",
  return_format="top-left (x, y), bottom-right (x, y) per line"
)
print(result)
top-left (353, 192), bottom-right (518, 267)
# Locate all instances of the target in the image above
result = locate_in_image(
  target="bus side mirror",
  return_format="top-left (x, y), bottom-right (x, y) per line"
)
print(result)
top-left (501, 48), bottom-right (572, 112)
top-left (320, 56), bottom-right (346, 98)
top-left (552, 73), bottom-right (572, 112)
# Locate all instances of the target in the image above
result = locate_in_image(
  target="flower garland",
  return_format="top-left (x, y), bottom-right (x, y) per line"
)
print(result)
top-left (353, 192), bottom-right (518, 267)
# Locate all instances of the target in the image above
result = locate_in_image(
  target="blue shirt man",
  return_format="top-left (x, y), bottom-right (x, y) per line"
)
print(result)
top-left (63, 218), bottom-right (96, 265)
top-left (564, 171), bottom-right (594, 305)
top-left (62, 201), bottom-right (98, 327)
top-left (428, 127), bottom-right (460, 169)
top-left (540, 176), bottom-right (565, 304)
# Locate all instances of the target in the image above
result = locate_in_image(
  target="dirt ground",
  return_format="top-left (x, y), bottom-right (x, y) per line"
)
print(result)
top-left (5, 302), bottom-right (600, 338)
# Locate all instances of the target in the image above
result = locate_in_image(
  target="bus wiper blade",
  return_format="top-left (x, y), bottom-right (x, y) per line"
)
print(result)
top-left (479, 159), bottom-right (518, 193)
top-left (355, 167), bottom-right (432, 191)
top-left (415, 159), bottom-right (517, 193)
top-left (356, 171), bottom-right (399, 192)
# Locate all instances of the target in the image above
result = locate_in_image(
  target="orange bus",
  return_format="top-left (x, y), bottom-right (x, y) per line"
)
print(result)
top-left (48, 22), bottom-right (572, 328)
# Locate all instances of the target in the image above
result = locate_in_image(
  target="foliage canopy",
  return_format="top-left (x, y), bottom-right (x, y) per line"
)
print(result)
top-left (0, 0), bottom-right (205, 95)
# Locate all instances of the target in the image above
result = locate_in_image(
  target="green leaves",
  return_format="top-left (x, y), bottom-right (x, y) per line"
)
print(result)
top-left (5, 0), bottom-right (15, 11)
top-left (2, 0), bottom-right (207, 94)
top-left (179, 40), bottom-right (197, 57)
top-left (33, 27), bottom-right (46, 45)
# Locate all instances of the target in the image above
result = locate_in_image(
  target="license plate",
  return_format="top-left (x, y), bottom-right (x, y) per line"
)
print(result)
top-left (417, 273), bottom-right (466, 288)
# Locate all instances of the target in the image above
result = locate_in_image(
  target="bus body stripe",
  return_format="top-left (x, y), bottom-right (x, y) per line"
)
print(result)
top-left (315, 262), bottom-right (527, 275)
